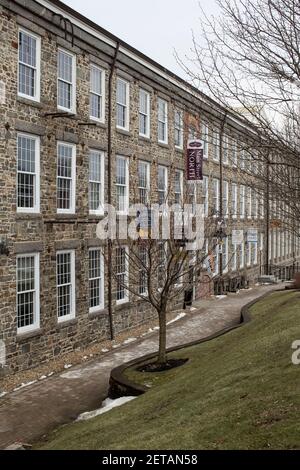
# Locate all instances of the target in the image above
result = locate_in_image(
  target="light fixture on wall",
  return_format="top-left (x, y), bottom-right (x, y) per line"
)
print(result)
top-left (0, 238), bottom-right (9, 256)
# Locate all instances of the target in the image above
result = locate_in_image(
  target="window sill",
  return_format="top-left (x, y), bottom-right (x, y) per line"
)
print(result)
top-left (158, 141), bottom-right (169, 149)
top-left (56, 318), bottom-right (78, 329)
top-left (16, 213), bottom-right (42, 220)
top-left (89, 119), bottom-right (107, 129)
top-left (17, 96), bottom-right (43, 108)
top-left (138, 135), bottom-right (151, 143)
top-left (17, 328), bottom-right (43, 342)
top-left (89, 308), bottom-right (108, 319)
top-left (116, 127), bottom-right (131, 137)
top-left (115, 301), bottom-right (130, 311)
top-left (175, 146), bottom-right (184, 153)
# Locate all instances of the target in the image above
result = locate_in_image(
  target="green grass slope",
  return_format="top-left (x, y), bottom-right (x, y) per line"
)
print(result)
top-left (37, 291), bottom-right (300, 450)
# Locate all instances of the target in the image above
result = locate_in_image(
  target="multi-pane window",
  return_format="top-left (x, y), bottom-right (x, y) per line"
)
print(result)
top-left (138, 160), bottom-right (150, 205)
top-left (213, 245), bottom-right (219, 276)
top-left (138, 244), bottom-right (148, 295)
top-left (213, 129), bottom-right (220, 161)
top-left (223, 135), bottom-right (229, 164)
top-left (223, 180), bottom-right (229, 217)
top-left (17, 134), bottom-right (40, 213)
top-left (158, 98), bottom-right (168, 144)
top-left (18, 29), bottom-right (40, 101)
top-left (201, 122), bottom-right (209, 158)
top-left (174, 169), bottom-right (183, 205)
top-left (174, 110), bottom-right (183, 148)
top-left (139, 89), bottom-right (150, 138)
top-left (57, 49), bottom-right (76, 112)
top-left (56, 250), bottom-right (75, 322)
top-left (158, 165), bottom-right (168, 205)
top-left (251, 241), bottom-right (258, 265)
top-left (231, 244), bottom-right (237, 271)
top-left (246, 241), bottom-right (251, 266)
top-left (116, 77), bottom-right (129, 130)
top-left (231, 183), bottom-right (238, 218)
top-left (89, 150), bottom-right (104, 214)
top-left (240, 185), bottom-right (245, 218)
top-left (17, 253), bottom-right (40, 333)
top-left (90, 64), bottom-right (105, 122)
top-left (252, 191), bottom-right (258, 218)
top-left (239, 242), bottom-right (245, 269)
top-left (222, 238), bottom-right (228, 273)
top-left (246, 187), bottom-right (252, 218)
top-left (212, 178), bottom-right (220, 216)
top-left (232, 139), bottom-right (238, 167)
top-left (57, 142), bottom-right (76, 213)
top-left (116, 246), bottom-right (128, 303)
top-left (116, 155), bottom-right (129, 213)
top-left (89, 249), bottom-right (104, 312)
top-left (203, 175), bottom-right (209, 216)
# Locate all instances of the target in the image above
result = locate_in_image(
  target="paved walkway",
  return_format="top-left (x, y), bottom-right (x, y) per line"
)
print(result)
top-left (0, 284), bottom-right (281, 448)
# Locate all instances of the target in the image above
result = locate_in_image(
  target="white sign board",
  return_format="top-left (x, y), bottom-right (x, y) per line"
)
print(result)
top-left (247, 229), bottom-right (258, 243)
top-left (232, 230), bottom-right (244, 245)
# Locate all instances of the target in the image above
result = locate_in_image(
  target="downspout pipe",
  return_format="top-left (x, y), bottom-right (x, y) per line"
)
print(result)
top-left (107, 42), bottom-right (120, 341)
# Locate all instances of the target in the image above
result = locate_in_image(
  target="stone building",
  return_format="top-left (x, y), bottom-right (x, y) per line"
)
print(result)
top-left (0, 0), bottom-right (299, 375)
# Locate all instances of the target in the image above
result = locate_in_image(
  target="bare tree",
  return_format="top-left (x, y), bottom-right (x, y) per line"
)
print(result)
top-left (177, 0), bottom-right (300, 237)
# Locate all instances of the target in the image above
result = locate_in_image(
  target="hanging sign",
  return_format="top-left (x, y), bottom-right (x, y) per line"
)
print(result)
top-left (232, 230), bottom-right (244, 245)
top-left (186, 139), bottom-right (204, 182)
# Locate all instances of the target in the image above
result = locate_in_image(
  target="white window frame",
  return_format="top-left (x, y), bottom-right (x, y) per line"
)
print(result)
top-left (213, 129), bottom-right (220, 162)
top-left (116, 155), bottom-right (129, 215)
top-left (116, 77), bottom-right (130, 131)
top-left (138, 244), bottom-right (148, 296)
top-left (158, 165), bottom-right (168, 206)
top-left (223, 180), bottom-right (229, 218)
top-left (57, 48), bottom-right (76, 113)
top-left (116, 245), bottom-right (129, 305)
top-left (139, 88), bottom-right (151, 138)
top-left (57, 142), bottom-right (76, 214)
top-left (174, 169), bottom-right (183, 206)
top-left (201, 121), bottom-right (209, 159)
top-left (239, 242), bottom-right (244, 269)
top-left (89, 64), bottom-right (105, 123)
top-left (246, 242), bottom-right (251, 267)
top-left (174, 109), bottom-right (184, 149)
top-left (247, 187), bottom-right (252, 219)
top-left (16, 253), bottom-right (40, 334)
top-left (56, 250), bottom-right (76, 323)
top-left (223, 134), bottom-right (229, 165)
top-left (232, 139), bottom-right (238, 167)
top-left (231, 243), bottom-right (237, 272)
top-left (231, 183), bottom-right (238, 219)
top-left (18, 28), bottom-right (41, 102)
top-left (17, 133), bottom-right (40, 214)
top-left (89, 149), bottom-right (105, 216)
top-left (89, 248), bottom-right (104, 313)
top-left (240, 185), bottom-right (245, 219)
top-left (203, 175), bottom-right (209, 217)
top-left (212, 178), bottom-right (220, 217)
top-left (158, 98), bottom-right (168, 144)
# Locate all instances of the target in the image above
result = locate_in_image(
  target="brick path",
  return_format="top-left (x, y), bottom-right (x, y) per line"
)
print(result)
top-left (0, 284), bottom-right (281, 449)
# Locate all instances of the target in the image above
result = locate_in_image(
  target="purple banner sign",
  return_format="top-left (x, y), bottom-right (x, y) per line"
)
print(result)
top-left (186, 139), bottom-right (204, 182)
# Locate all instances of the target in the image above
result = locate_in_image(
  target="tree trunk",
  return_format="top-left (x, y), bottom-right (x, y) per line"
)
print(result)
top-left (157, 308), bottom-right (167, 365)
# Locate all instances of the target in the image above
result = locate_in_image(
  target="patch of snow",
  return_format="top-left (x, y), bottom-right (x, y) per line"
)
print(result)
top-left (89, 354), bottom-right (93, 357)
top-left (215, 295), bottom-right (227, 300)
top-left (123, 338), bottom-right (137, 345)
top-left (64, 364), bottom-right (72, 369)
top-left (13, 380), bottom-right (37, 392)
top-left (190, 307), bottom-right (197, 311)
top-left (0, 391), bottom-right (7, 398)
top-left (112, 344), bottom-right (121, 349)
top-left (167, 312), bottom-right (186, 325)
top-left (153, 326), bottom-right (159, 331)
top-left (47, 372), bottom-right (54, 377)
top-left (77, 396), bottom-right (137, 421)
top-left (148, 328), bottom-right (153, 333)
top-left (101, 348), bottom-right (109, 353)
top-left (39, 375), bottom-right (47, 381)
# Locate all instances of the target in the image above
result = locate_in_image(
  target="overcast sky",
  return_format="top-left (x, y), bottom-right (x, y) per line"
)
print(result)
top-left (62, 0), bottom-right (220, 80)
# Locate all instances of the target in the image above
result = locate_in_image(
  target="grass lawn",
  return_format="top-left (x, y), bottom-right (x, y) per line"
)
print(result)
top-left (36, 291), bottom-right (300, 450)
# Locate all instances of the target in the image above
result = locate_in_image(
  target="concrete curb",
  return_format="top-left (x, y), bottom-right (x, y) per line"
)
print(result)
top-left (109, 289), bottom-right (291, 398)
